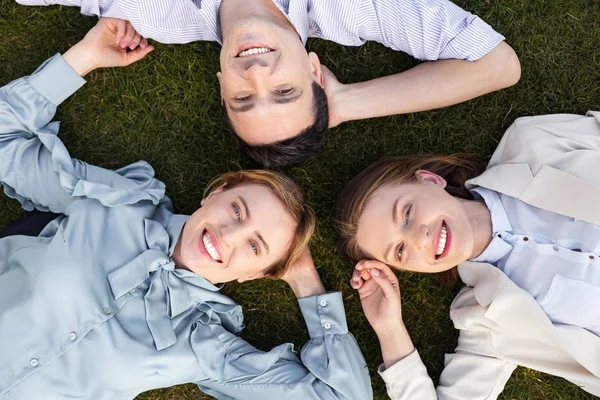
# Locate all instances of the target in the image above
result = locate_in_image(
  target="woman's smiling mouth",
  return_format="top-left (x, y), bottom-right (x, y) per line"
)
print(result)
top-left (434, 221), bottom-right (451, 260)
top-left (201, 229), bottom-right (222, 262)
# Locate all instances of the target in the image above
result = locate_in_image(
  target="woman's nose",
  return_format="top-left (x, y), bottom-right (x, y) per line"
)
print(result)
top-left (219, 224), bottom-right (247, 247)
top-left (409, 224), bottom-right (429, 250)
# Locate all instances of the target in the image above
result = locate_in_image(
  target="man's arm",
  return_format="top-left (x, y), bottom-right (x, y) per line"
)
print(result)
top-left (327, 41), bottom-right (520, 126)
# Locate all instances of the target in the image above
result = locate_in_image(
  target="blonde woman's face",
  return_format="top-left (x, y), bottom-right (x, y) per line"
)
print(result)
top-left (355, 171), bottom-right (475, 274)
top-left (177, 184), bottom-right (296, 284)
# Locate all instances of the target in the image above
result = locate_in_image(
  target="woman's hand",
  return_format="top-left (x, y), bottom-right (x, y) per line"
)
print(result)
top-left (351, 260), bottom-right (414, 367)
top-left (63, 18), bottom-right (155, 76)
top-left (351, 260), bottom-right (403, 334)
top-left (281, 248), bottom-right (326, 299)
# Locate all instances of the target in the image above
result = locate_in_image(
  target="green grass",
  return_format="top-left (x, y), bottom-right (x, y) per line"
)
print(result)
top-left (1, 1), bottom-right (600, 399)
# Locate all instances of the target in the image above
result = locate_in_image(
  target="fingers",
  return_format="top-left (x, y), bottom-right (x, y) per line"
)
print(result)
top-left (114, 19), bottom-right (127, 46)
top-left (124, 44), bottom-right (155, 66)
top-left (120, 22), bottom-right (137, 49)
top-left (350, 268), bottom-right (367, 289)
top-left (128, 30), bottom-right (143, 50)
top-left (355, 259), bottom-right (398, 284)
top-left (370, 267), bottom-right (401, 301)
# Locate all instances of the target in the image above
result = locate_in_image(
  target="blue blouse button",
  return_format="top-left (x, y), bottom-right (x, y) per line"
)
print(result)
top-left (552, 246), bottom-right (559, 251)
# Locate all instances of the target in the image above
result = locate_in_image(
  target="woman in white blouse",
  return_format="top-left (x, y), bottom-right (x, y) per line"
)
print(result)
top-left (336, 111), bottom-right (600, 399)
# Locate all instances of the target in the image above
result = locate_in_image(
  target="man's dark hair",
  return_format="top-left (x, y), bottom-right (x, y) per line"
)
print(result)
top-left (224, 82), bottom-right (329, 168)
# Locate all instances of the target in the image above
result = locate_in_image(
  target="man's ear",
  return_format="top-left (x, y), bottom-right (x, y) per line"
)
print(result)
top-left (414, 170), bottom-right (447, 189)
top-left (308, 52), bottom-right (324, 88)
top-left (201, 183), bottom-right (227, 206)
top-left (237, 272), bottom-right (268, 283)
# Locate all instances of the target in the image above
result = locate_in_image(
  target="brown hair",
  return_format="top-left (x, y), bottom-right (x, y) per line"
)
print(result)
top-left (336, 154), bottom-right (485, 286)
top-left (205, 170), bottom-right (315, 279)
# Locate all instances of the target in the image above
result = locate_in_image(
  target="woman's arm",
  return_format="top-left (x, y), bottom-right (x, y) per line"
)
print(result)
top-left (0, 19), bottom-right (157, 214)
top-left (352, 261), bottom-right (516, 400)
top-left (193, 249), bottom-right (372, 400)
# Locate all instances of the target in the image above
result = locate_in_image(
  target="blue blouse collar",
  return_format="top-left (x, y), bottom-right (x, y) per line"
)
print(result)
top-left (107, 214), bottom-right (239, 351)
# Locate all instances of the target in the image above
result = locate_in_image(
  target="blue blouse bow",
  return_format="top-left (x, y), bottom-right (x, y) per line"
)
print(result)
top-left (106, 217), bottom-right (242, 351)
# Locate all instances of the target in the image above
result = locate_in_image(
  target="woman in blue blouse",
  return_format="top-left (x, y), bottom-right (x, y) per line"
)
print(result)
top-left (337, 113), bottom-right (600, 398)
top-left (0, 19), bottom-right (371, 400)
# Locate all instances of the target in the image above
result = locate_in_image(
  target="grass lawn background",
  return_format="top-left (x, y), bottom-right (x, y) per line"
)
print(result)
top-left (1, 0), bottom-right (600, 399)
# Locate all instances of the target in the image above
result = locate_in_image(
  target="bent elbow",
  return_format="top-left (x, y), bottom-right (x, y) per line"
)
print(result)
top-left (492, 42), bottom-right (521, 89)
top-left (502, 44), bottom-right (521, 87)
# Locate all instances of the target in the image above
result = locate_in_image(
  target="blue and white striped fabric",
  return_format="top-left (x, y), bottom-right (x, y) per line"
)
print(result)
top-left (18, 0), bottom-right (505, 61)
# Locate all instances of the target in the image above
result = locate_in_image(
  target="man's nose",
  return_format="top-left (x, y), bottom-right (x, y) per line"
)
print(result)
top-left (242, 59), bottom-right (271, 79)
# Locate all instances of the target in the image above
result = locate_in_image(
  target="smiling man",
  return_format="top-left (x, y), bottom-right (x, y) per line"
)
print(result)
top-left (18, 0), bottom-right (520, 167)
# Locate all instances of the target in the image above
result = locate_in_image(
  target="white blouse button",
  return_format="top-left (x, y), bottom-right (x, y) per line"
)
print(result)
top-left (323, 322), bottom-right (332, 330)
top-left (30, 358), bottom-right (38, 367)
top-left (69, 332), bottom-right (77, 341)
top-left (103, 307), bottom-right (112, 315)
top-left (129, 288), bottom-right (136, 294)
top-left (319, 299), bottom-right (328, 307)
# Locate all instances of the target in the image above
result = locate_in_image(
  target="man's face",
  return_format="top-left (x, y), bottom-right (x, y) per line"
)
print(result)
top-left (218, 18), bottom-right (323, 145)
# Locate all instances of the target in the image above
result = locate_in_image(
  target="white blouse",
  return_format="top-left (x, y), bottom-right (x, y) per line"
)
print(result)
top-left (470, 187), bottom-right (600, 336)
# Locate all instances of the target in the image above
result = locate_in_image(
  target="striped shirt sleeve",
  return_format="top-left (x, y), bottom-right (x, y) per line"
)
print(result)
top-left (356, 0), bottom-right (505, 61)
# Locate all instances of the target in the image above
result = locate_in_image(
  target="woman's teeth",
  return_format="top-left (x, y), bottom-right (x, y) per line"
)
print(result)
top-left (436, 224), bottom-right (447, 256)
top-left (203, 232), bottom-right (221, 261)
top-left (237, 47), bottom-right (271, 57)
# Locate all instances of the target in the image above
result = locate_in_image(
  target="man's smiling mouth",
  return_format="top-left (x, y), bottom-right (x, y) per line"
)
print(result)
top-left (237, 47), bottom-right (272, 57)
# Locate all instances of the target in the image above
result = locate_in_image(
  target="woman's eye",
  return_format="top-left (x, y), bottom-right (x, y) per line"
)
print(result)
top-left (235, 94), bottom-right (252, 102)
top-left (276, 88), bottom-right (294, 95)
top-left (397, 243), bottom-right (404, 262)
top-left (404, 204), bottom-right (412, 225)
top-left (250, 240), bottom-right (259, 255)
top-left (232, 204), bottom-right (242, 222)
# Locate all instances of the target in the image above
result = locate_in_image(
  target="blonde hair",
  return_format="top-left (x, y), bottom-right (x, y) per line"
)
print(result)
top-left (205, 170), bottom-right (315, 279)
top-left (336, 154), bottom-right (485, 286)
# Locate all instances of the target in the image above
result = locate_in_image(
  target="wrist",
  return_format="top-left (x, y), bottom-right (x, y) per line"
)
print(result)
top-left (374, 319), bottom-right (406, 339)
top-left (287, 268), bottom-right (326, 299)
top-left (377, 323), bottom-right (415, 369)
top-left (332, 83), bottom-right (358, 124)
top-left (62, 42), bottom-right (98, 77)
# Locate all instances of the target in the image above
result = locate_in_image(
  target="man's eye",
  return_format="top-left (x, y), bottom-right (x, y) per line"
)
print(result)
top-left (276, 88), bottom-right (294, 95)
top-left (250, 240), bottom-right (259, 255)
top-left (232, 204), bottom-right (242, 222)
top-left (235, 94), bottom-right (252, 102)
top-left (405, 204), bottom-right (412, 225)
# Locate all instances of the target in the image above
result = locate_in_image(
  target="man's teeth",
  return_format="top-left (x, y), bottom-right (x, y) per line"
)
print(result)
top-left (436, 224), bottom-right (447, 256)
top-left (237, 47), bottom-right (271, 57)
top-left (203, 232), bottom-right (221, 261)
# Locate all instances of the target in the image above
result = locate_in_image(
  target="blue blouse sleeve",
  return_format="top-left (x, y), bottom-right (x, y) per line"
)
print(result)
top-left (0, 54), bottom-right (165, 214)
top-left (193, 292), bottom-right (372, 400)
